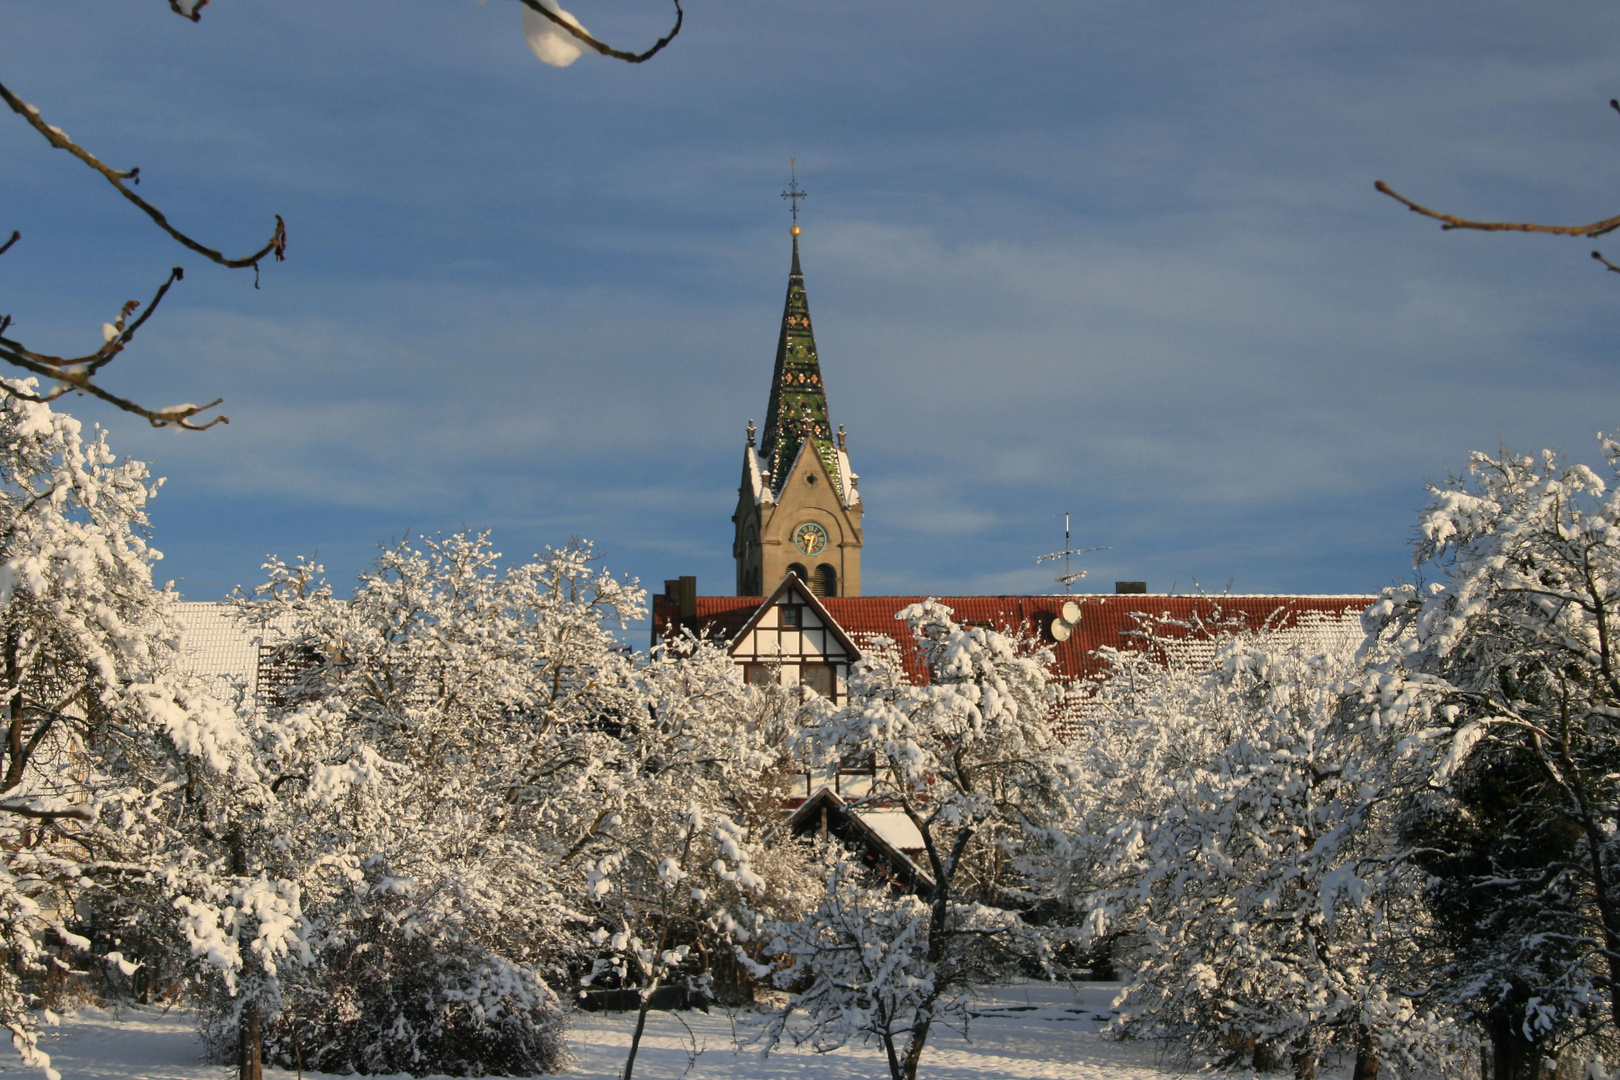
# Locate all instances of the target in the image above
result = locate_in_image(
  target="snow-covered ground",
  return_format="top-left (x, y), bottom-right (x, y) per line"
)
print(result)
top-left (41, 983), bottom-right (1200, 1080)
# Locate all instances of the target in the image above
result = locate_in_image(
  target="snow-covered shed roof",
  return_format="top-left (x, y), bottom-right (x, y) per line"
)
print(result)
top-left (172, 601), bottom-right (295, 700)
top-left (786, 787), bottom-right (934, 896)
top-left (859, 810), bottom-right (925, 854)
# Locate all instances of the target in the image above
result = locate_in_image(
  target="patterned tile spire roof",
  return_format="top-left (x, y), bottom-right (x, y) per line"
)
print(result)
top-left (760, 232), bottom-right (843, 497)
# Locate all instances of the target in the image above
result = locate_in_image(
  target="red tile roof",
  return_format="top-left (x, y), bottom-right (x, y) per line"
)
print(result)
top-left (653, 592), bottom-right (1374, 687)
top-left (652, 595), bottom-right (761, 646)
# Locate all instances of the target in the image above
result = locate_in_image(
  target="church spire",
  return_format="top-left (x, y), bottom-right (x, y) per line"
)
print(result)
top-left (760, 230), bottom-right (842, 496)
top-left (732, 172), bottom-right (864, 599)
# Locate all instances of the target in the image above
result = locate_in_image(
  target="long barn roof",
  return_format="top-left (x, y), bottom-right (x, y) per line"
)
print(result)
top-left (653, 591), bottom-right (1374, 686)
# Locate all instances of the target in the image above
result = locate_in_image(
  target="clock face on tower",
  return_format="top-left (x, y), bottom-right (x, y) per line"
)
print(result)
top-left (794, 522), bottom-right (829, 555)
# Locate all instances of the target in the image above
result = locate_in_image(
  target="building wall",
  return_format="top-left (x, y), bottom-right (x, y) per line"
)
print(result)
top-left (736, 446), bottom-right (863, 597)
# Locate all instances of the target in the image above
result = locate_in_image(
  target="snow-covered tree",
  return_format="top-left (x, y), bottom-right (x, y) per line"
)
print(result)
top-left (1056, 603), bottom-right (1485, 1080)
top-left (575, 637), bottom-right (812, 1080)
top-left (0, 384), bottom-right (261, 1080)
top-left (228, 534), bottom-right (812, 1078)
top-left (1097, 636), bottom-right (1451, 1078)
top-left (759, 600), bottom-right (1075, 1080)
top-left (221, 533), bottom-right (646, 1074)
top-left (1362, 435), bottom-right (1620, 1079)
top-left (1061, 607), bottom-right (1261, 941)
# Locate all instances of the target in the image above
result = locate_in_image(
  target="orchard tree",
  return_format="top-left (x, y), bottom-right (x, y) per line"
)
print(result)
top-left (1077, 626), bottom-right (1451, 1080)
top-left (1362, 435), bottom-right (1620, 1079)
top-left (229, 533), bottom-right (812, 1079)
top-left (0, 383), bottom-right (262, 1080)
top-left (758, 601), bottom-right (1076, 1080)
top-left (578, 637), bottom-right (815, 1080)
top-left (1061, 609), bottom-right (1281, 976)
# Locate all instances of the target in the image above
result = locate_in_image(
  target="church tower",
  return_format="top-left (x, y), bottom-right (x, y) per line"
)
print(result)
top-left (733, 223), bottom-right (863, 597)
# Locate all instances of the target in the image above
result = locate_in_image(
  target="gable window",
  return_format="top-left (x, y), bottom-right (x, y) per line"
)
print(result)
top-left (800, 664), bottom-right (834, 699)
top-left (781, 605), bottom-right (803, 628)
top-left (839, 747), bottom-right (876, 772)
top-left (258, 643), bottom-right (323, 708)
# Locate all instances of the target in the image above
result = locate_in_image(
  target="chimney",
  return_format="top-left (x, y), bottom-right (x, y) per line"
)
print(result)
top-left (1115, 581), bottom-right (1147, 594)
top-left (678, 576), bottom-right (697, 628)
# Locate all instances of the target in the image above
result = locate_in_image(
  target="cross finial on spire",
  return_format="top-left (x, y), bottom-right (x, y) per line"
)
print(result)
top-left (781, 158), bottom-right (807, 235)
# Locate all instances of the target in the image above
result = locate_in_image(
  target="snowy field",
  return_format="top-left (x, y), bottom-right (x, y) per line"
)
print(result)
top-left (39, 982), bottom-right (1235, 1080)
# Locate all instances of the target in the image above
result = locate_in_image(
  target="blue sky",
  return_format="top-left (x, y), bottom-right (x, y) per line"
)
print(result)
top-left (5, 1), bottom-right (1620, 619)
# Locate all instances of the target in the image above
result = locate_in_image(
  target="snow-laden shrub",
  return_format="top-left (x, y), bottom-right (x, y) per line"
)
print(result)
top-left (256, 897), bottom-right (567, 1077)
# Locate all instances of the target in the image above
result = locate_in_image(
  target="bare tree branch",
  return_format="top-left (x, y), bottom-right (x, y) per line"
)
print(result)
top-left (0, 266), bottom-right (228, 430)
top-left (515, 0), bottom-right (684, 64)
top-left (0, 54), bottom-right (268, 426)
top-left (166, 0), bottom-right (210, 21)
top-left (0, 367), bottom-right (226, 430)
top-left (168, 0), bottom-right (679, 62)
top-left (4, 0), bottom-right (680, 429)
top-left (1376, 95), bottom-right (1620, 269)
top-left (1374, 180), bottom-right (1620, 239)
top-left (0, 801), bottom-right (93, 823)
top-left (0, 79), bottom-right (286, 271)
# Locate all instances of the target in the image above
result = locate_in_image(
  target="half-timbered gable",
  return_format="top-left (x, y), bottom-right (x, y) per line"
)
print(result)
top-left (723, 573), bottom-right (860, 702)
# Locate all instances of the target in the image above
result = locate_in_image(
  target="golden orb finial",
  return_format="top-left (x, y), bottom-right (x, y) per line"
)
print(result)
top-left (791, 224), bottom-right (801, 237)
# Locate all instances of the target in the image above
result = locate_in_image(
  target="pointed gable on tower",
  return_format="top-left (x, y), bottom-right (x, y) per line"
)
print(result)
top-left (733, 226), bottom-right (864, 599)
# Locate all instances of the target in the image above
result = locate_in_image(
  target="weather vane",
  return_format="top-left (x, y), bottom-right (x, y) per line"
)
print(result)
top-left (1036, 511), bottom-right (1110, 594)
top-left (781, 158), bottom-right (807, 229)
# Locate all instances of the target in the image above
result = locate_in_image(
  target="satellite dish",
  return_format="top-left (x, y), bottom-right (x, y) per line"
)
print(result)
top-left (1061, 600), bottom-right (1081, 625)
top-left (1050, 619), bottom-right (1072, 642)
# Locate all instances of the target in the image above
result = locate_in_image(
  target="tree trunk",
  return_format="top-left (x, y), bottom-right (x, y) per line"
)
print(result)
top-left (1489, 1008), bottom-right (1541, 1080)
top-left (1352, 1030), bottom-right (1380, 1080)
top-left (899, 1006), bottom-right (933, 1080)
top-left (238, 1001), bottom-right (263, 1080)
top-left (897, 897), bottom-right (950, 1080)
top-left (880, 1029), bottom-right (903, 1080)
top-left (621, 975), bottom-right (660, 1080)
top-left (229, 829), bottom-right (263, 1080)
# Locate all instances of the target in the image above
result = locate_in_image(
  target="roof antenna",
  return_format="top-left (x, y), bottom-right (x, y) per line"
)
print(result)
top-left (1036, 511), bottom-right (1109, 594)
